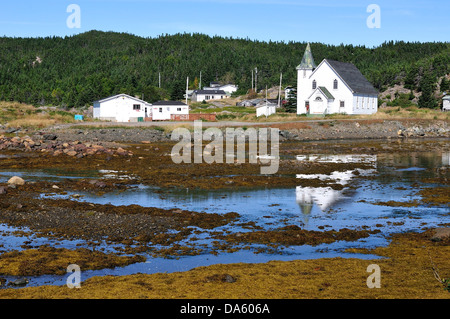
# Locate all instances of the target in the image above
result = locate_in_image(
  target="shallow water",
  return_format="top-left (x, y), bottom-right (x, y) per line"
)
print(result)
top-left (1, 147), bottom-right (449, 288)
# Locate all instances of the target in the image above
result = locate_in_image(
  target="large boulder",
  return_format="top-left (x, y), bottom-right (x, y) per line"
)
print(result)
top-left (7, 176), bottom-right (25, 186)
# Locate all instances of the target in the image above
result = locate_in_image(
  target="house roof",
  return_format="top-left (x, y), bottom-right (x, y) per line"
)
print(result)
top-left (194, 90), bottom-right (227, 95)
top-left (297, 43), bottom-right (316, 70)
top-left (324, 59), bottom-right (378, 95)
top-left (94, 94), bottom-right (151, 105)
top-left (152, 100), bottom-right (187, 106)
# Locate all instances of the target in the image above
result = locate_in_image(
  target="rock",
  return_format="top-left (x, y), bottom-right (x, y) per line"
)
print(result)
top-left (7, 176), bottom-right (25, 186)
top-left (66, 150), bottom-right (78, 157)
top-left (0, 186), bottom-right (7, 194)
top-left (116, 147), bottom-right (127, 155)
top-left (52, 185), bottom-right (60, 189)
top-left (431, 228), bottom-right (450, 242)
top-left (5, 127), bottom-right (20, 133)
top-left (9, 278), bottom-right (29, 286)
top-left (43, 134), bottom-right (57, 140)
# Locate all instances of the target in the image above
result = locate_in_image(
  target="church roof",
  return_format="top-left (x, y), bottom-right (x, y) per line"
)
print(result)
top-left (297, 43), bottom-right (316, 70)
top-left (318, 87), bottom-right (334, 100)
top-left (325, 59), bottom-right (378, 95)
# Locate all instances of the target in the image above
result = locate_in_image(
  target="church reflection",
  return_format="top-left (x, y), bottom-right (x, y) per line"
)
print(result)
top-left (295, 154), bottom-right (377, 225)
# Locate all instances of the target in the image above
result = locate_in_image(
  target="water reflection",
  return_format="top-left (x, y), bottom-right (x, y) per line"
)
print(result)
top-left (295, 154), bottom-right (377, 220)
top-left (296, 186), bottom-right (344, 219)
top-left (442, 152), bottom-right (450, 166)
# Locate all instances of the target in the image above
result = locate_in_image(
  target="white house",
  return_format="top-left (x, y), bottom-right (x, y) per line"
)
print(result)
top-left (191, 89), bottom-right (227, 102)
top-left (297, 43), bottom-right (378, 115)
top-left (443, 95), bottom-right (450, 111)
top-left (284, 86), bottom-right (295, 100)
top-left (93, 94), bottom-right (151, 122)
top-left (152, 101), bottom-right (189, 120)
top-left (256, 103), bottom-right (277, 117)
top-left (203, 83), bottom-right (238, 95)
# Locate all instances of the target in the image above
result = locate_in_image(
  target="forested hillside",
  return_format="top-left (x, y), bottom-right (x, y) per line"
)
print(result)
top-left (0, 30), bottom-right (448, 108)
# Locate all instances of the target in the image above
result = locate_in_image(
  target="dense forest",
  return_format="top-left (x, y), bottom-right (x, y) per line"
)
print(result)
top-left (0, 30), bottom-right (448, 108)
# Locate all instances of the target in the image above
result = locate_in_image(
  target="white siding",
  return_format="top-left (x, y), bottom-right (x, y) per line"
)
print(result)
top-left (152, 104), bottom-right (189, 120)
top-left (443, 99), bottom-right (450, 111)
top-left (191, 93), bottom-right (225, 102)
top-left (297, 60), bottom-right (378, 115)
top-left (94, 95), bottom-right (149, 122)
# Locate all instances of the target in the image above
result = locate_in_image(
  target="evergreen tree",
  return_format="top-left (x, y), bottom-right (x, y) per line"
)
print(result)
top-left (418, 71), bottom-right (438, 109)
top-left (440, 77), bottom-right (449, 93)
top-left (170, 80), bottom-right (186, 101)
top-left (284, 87), bottom-right (297, 113)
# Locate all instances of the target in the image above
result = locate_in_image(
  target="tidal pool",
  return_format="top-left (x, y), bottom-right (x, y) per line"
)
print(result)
top-left (1, 148), bottom-right (449, 288)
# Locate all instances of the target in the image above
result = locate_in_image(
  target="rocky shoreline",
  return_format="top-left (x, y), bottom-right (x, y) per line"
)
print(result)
top-left (1, 119), bottom-right (448, 145)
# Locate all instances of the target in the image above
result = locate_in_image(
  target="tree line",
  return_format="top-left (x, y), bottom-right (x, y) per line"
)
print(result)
top-left (0, 30), bottom-right (448, 108)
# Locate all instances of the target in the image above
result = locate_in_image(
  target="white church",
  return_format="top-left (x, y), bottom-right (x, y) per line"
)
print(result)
top-left (296, 43), bottom-right (378, 115)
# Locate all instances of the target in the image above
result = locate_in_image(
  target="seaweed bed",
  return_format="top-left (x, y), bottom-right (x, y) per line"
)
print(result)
top-left (0, 133), bottom-right (449, 298)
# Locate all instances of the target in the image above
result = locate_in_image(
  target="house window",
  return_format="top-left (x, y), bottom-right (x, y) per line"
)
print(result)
top-left (177, 108), bottom-right (182, 112)
top-left (211, 96), bottom-right (215, 99)
top-left (159, 108), bottom-right (162, 113)
top-left (333, 79), bottom-right (338, 90)
top-left (133, 104), bottom-right (141, 111)
top-left (206, 96), bottom-right (210, 100)
top-left (312, 80), bottom-right (317, 90)
top-left (340, 101), bottom-right (345, 108)
top-left (315, 96), bottom-right (322, 101)
top-left (356, 97), bottom-right (359, 109)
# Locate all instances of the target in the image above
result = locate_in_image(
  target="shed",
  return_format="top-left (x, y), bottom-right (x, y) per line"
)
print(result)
top-left (443, 95), bottom-right (450, 111)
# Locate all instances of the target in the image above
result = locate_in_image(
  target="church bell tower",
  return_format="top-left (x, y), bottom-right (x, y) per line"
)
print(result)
top-left (296, 43), bottom-right (316, 114)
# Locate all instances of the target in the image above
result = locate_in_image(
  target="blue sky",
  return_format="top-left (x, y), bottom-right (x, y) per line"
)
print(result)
top-left (0, 0), bottom-right (448, 47)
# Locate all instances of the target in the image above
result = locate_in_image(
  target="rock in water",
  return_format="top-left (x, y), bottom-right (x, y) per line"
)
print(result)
top-left (7, 176), bottom-right (25, 186)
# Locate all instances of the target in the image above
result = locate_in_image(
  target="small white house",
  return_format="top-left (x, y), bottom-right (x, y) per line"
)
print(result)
top-left (443, 95), bottom-right (450, 111)
top-left (93, 94), bottom-right (151, 122)
top-left (203, 83), bottom-right (238, 95)
top-left (191, 90), bottom-right (227, 102)
top-left (297, 43), bottom-right (378, 115)
top-left (256, 103), bottom-right (276, 117)
top-left (152, 101), bottom-right (189, 120)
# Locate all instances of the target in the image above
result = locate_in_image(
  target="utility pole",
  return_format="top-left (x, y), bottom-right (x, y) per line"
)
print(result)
top-left (199, 71), bottom-right (202, 90)
top-left (186, 76), bottom-right (189, 105)
top-left (255, 67), bottom-right (258, 94)
top-left (159, 72), bottom-right (161, 88)
top-left (251, 69), bottom-right (254, 92)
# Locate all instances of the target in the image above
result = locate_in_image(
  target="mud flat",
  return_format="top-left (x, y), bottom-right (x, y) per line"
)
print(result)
top-left (0, 121), bottom-right (449, 299)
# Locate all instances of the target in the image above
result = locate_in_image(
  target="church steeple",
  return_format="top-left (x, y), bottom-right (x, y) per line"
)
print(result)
top-left (297, 43), bottom-right (316, 70)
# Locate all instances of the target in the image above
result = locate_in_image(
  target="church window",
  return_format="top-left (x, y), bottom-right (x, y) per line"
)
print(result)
top-left (340, 101), bottom-right (345, 108)
top-left (312, 80), bottom-right (317, 90)
top-left (333, 79), bottom-right (338, 90)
